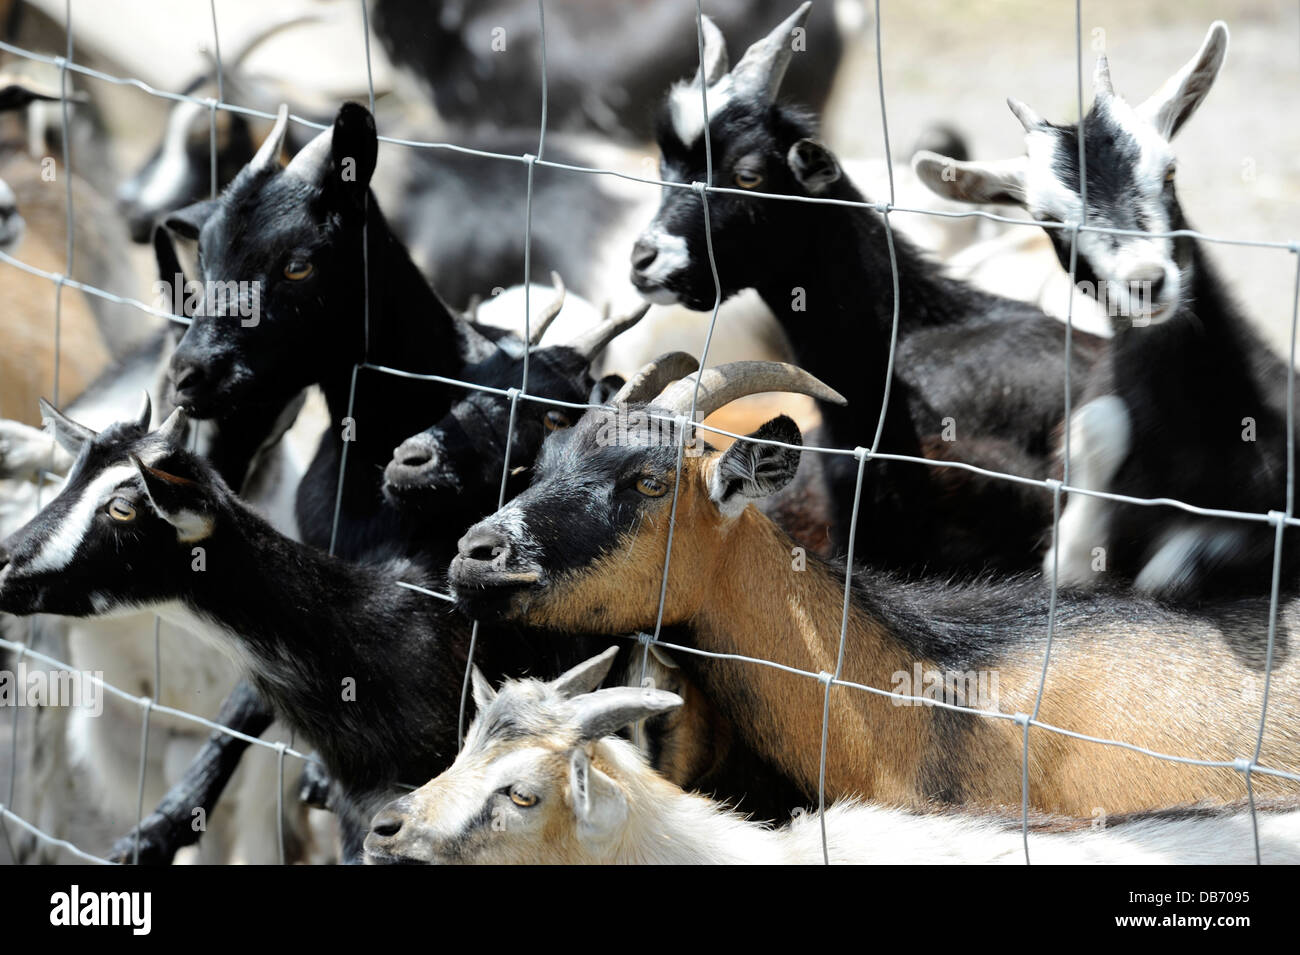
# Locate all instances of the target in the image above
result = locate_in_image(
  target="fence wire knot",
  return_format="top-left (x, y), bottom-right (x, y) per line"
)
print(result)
top-left (1012, 712), bottom-right (1032, 727)
top-left (853, 446), bottom-right (871, 462)
top-left (635, 631), bottom-right (654, 647)
top-left (1233, 757), bottom-right (1254, 774)
top-left (816, 670), bottom-right (834, 687)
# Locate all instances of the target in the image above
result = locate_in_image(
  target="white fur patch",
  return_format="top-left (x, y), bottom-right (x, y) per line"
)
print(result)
top-left (668, 77), bottom-right (734, 147)
top-left (636, 230), bottom-right (691, 288)
top-left (26, 465), bottom-right (137, 573)
top-left (1047, 396), bottom-right (1132, 585)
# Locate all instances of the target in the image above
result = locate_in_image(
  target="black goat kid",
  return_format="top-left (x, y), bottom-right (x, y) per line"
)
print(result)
top-left (631, 4), bottom-right (1104, 569)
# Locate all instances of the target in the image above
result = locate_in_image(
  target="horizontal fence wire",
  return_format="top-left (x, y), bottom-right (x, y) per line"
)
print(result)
top-left (0, 0), bottom-right (1298, 866)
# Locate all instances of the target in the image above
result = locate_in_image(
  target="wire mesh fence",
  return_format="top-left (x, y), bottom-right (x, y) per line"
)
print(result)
top-left (0, 0), bottom-right (1297, 866)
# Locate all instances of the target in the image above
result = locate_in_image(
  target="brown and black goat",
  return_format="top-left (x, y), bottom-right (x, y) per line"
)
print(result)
top-left (450, 357), bottom-right (1300, 818)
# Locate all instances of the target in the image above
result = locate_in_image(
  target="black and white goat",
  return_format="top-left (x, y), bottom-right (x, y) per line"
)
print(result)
top-left (0, 405), bottom-right (488, 862)
top-left (366, 649), bottom-right (1300, 865)
top-left (914, 22), bottom-right (1295, 599)
top-left (631, 4), bottom-right (1105, 566)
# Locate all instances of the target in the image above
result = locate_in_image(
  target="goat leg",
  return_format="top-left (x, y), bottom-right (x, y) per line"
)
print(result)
top-left (107, 680), bottom-right (273, 865)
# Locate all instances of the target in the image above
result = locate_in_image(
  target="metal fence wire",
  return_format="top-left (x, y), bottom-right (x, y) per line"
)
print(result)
top-left (0, 0), bottom-right (1298, 866)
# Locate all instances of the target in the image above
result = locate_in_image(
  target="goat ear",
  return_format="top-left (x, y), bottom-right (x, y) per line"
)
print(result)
top-left (567, 747), bottom-right (628, 846)
top-left (132, 454), bottom-right (215, 543)
top-left (1137, 20), bottom-right (1228, 140)
top-left (470, 666), bottom-right (497, 711)
top-left (912, 151), bottom-right (1028, 207)
top-left (588, 374), bottom-right (625, 406)
top-left (787, 139), bottom-right (841, 194)
top-left (709, 414), bottom-right (802, 517)
top-left (162, 199), bottom-right (218, 241)
top-left (38, 398), bottom-right (96, 456)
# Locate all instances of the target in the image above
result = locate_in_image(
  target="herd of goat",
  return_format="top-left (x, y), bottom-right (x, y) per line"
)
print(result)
top-left (0, 3), bottom-right (1299, 865)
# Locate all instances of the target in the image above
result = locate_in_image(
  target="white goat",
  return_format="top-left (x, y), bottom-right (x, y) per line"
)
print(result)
top-left (364, 648), bottom-right (1300, 865)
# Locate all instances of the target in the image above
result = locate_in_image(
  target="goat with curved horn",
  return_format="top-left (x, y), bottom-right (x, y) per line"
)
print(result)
top-left (729, 1), bottom-right (812, 103)
top-left (611, 351), bottom-right (701, 406)
top-left (651, 360), bottom-right (845, 421)
top-left (571, 685), bottom-right (684, 743)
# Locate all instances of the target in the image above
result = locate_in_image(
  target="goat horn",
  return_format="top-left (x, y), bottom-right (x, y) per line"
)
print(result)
top-left (729, 1), bottom-right (812, 104)
top-left (249, 103), bottom-right (290, 172)
top-left (134, 391), bottom-right (153, 431)
top-left (155, 406), bottom-right (189, 446)
top-left (38, 397), bottom-right (97, 443)
top-left (1094, 55), bottom-right (1114, 97)
top-left (1007, 97), bottom-right (1045, 132)
top-left (567, 303), bottom-right (651, 360)
top-left (528, 272), bottom-right (567, 346)
top-left (571, 686), bottom-right (684, 742)
top-left (549, 647), bottom-right (621, 700)
top-left (610, 351), bottom-right (700, 406)
top-left (691, 15), bottom-right (730, 88)
top-left (283, 119), bottom-right (334, 183)
top-left (651, 360), bottom-right (845, 422)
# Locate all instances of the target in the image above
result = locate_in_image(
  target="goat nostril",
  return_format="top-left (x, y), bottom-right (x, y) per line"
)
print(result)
top-left (371, 813), bottom-right (403, 838)
top-left (459, 527), bottom-right (510, 564)
top-left (468, 544), bottom-right (505, 562)
top-left (631, 238), bottom-right (658, 272)
top-left (1147, 275), bottom-right (1167, 300)
top-left (396, 445), bottom-right (433, 469)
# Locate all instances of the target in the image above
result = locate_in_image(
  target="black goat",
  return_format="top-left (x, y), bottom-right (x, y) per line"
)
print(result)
top-left (630, 4), bottom-right (1105, 569)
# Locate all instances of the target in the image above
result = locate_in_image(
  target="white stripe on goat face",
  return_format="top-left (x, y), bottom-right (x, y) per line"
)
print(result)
top-left (429, 748), bottom-right (549, 842)
top-left (24, 464), bottom-right (138, 574)
top-left (668, 76), bottom-right (735, 148)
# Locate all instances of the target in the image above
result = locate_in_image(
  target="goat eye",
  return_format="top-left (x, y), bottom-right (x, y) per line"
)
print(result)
top-left (283, 261), bottom-right (313, 281)
top-left (635, 477), bottom-right (669, 498)
top-left (107, 497), bottom-right (136, 523)
top-left (733, 169), bottom-right (763, 189)
top-left (509, 788), bottom-right (538, 808)
top-left (1164, 165), bottom-right (1176, 183)
top-left (543, 410), bottom-right (571, 432)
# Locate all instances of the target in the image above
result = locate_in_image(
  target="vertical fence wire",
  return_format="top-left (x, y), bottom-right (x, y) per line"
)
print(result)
top-left (1019, 0), bottom-right (1088, 864)
top-left (456, 0), bottom-right (550, 747)
top-left (640, 0), bottom-right (726, 698)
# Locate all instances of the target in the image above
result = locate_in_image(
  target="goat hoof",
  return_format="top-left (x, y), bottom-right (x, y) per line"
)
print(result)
top-left (107, 819), bottom-right (179, 866)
